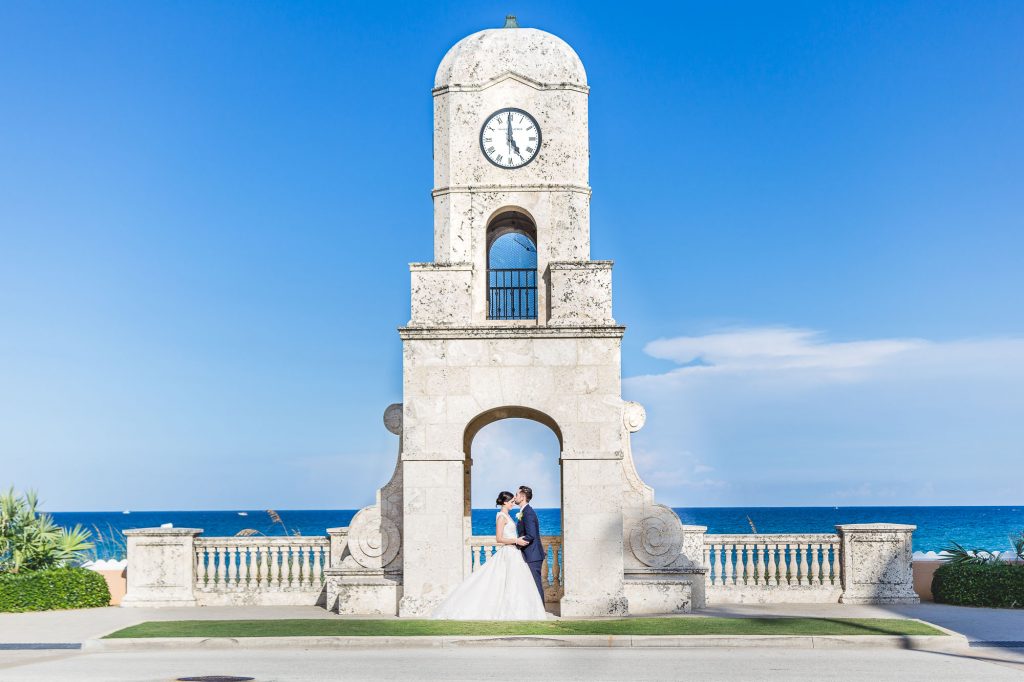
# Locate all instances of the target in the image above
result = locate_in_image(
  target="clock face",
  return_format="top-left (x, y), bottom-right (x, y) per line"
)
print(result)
top-left (480, 108), bottom-right (541, 169)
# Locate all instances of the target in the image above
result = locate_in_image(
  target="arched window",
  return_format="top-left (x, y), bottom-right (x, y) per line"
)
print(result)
top-left (486, 211), bottom-right (537, 320)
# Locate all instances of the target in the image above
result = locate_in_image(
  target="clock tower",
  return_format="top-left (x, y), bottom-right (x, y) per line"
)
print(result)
top-left (328, 17), bottom-right (702, 619)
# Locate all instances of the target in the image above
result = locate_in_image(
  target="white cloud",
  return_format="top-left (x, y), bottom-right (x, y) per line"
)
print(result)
top-left (624, 326), bottom-right (1024, 506)
top-left (644, 327), bottom-right (925, 374)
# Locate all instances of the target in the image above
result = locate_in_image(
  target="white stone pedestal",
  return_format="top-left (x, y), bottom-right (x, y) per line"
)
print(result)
top-left (837, 523), bottom-right (920, 604)
top-left (120, 528), bottom-right (201, 608)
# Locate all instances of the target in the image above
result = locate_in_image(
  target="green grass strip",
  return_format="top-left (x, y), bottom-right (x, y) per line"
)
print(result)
top-left (105, 617), bottom-right (944, 639)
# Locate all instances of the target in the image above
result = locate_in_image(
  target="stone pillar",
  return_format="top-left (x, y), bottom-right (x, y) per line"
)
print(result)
top-left (560, 457), bottom-right (628, 617)
top-left (398, 456), bottom-right (465, 616)
top-left (326, 527), bottom-right (348, 568)
top-left (836, 523), bottom-right (920, 604)
top-left (120, 528), bottom-right (202, 608)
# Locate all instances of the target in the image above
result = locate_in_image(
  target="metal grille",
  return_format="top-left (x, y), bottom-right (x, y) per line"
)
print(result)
top-left (488, 268), bottom-right (537, 320)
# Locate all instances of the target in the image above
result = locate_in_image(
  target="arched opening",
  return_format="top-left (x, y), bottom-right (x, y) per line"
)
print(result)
top-left (462, 407), bottom-right (563, 606)
top-left (486, 210), bottom-right (537, 320)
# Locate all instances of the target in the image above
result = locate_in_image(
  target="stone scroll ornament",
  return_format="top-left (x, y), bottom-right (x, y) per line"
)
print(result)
top-left (628, 504), bottom-right (684, 568)
top-left (347, 506), bottom-right (400, 569)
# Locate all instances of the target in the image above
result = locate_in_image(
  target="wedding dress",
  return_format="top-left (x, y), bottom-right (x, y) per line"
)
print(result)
top-left (431, 511), bottom-right (548, 620)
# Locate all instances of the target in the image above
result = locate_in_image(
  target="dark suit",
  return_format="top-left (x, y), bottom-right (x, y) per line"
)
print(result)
top-left (515, 504), bottom-right (545, 602)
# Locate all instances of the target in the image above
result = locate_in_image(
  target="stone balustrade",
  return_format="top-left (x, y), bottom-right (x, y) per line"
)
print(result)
top-left (123, 524), bottom-right (919, 610)
top-left (704, 533), bottom-right (842, 604)
top-left (122, 528), bottom-right (329, 608)
top-left (467, 535), bottom-right (563, 602)
top-left (193, 536), bottom-right (328, 606)
top-left (699, 525), bottom-right (919, 605)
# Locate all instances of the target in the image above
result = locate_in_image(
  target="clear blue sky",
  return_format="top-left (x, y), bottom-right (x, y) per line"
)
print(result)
top-left (1, 2), bottom-right (1021, 511)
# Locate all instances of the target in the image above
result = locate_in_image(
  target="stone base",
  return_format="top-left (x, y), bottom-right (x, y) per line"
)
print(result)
top-left (325, 570), bottom-right (402, 615)
top-left (624, 577), bottom-right (692, 614)
top-left (398, 595), bottom-right (440, 618)
top-left (840, 590), bottom-right (920, 605)
top-left (119, 595), bottom-right (197, 608)
top-left (559, 594), bottom-right (629, 617)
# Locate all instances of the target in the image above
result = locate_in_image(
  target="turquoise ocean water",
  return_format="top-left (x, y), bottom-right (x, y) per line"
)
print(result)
top-left (51, 506), bottom-right (1023, 561)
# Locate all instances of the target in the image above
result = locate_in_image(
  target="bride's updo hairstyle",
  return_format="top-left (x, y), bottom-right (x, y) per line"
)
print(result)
top-left (495, 491), bottom-right (514, 507)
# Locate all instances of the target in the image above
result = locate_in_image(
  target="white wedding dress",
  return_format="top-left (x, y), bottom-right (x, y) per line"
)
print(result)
top-left (431, 511), bottom-right (548, 620)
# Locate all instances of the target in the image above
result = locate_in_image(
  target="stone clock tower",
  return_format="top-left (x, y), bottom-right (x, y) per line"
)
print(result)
top-left (326, 18), bottom-right (704, 619)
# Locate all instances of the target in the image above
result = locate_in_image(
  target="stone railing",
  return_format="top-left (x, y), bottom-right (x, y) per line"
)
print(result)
top-left (467, 535), bottom-right (563, 602)
top-left (193, 536), bottom-right (328, 606)
top-left (696, 524), bottom-right (919, 605)
top-left (121, 528), bottom-right (329, 608)
top-left (704, 534), bottom-right (842, 604)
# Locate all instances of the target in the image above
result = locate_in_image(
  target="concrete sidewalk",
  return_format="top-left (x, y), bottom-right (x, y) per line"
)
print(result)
top-left (697, 602), bottom-right (1024, 645)
top-left (0, 602), bottom-right (1021, 646)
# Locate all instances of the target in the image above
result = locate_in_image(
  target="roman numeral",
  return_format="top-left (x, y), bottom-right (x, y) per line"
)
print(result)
top-left (528, 136), bottom-right (536, 141)
top-left (496, 154), bottom-right (503, 162)
top-left (487, 146), bottom-right (495, 153)
top-left (525, 147), bottom-right (534, 153)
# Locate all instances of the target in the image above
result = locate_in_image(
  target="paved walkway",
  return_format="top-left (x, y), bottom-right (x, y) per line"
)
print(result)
top-left (4, 647), bottom-right (1024, 682)
top-left (1, 603), bottom-right (1022, 680)
top-left (1, 602), bottom-right (1022, 645)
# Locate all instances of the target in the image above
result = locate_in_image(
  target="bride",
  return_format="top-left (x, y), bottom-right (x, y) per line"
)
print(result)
top-left (431, 491), bottom-right (548, 620)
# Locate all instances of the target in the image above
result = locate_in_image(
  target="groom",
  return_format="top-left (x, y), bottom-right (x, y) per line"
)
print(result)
top-left (514, 485), bottom-right (545, 602)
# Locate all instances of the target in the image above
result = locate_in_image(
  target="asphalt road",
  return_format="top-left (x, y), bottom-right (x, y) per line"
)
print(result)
top-left (2, 646), bottom-right (1023, 681)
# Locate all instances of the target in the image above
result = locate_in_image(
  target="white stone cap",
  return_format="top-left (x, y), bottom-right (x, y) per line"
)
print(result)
top-left (835, 523), bottom-right (917, 531)
top-left (122, 528), bottom-right (203, 536)
top-left (679, 525), bottom-right (708, 532)
top-left (435, 26), bottom-right (587, 90)
top-left (326, 527), bottom-right (349, 535)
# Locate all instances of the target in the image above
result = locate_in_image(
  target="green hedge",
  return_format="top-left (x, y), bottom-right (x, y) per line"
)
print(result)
top-left (0, 567), bottom-right (111, 612)
top-left (932, 562), bottom-right (1024, 608)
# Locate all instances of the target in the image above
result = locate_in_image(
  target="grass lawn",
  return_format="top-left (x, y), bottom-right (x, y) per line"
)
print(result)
top-left (105, 617), bottom-right (945, 639)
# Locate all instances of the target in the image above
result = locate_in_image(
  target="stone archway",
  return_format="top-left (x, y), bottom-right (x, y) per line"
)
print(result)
top-left (461, 407), bottom-right (564, 603)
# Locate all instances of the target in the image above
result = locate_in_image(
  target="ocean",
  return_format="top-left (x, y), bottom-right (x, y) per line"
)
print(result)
top-left (50, 506), bottom-right (1023, 561)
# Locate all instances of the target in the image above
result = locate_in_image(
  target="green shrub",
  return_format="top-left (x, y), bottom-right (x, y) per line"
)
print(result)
top-left (932, 562), bottom-right (1024, 608)
top-left (0, 567), bottom-right (110, 612)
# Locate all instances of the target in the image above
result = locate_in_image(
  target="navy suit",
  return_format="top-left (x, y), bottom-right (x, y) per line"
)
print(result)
top-left (516, 504), bottom-right (546, 602)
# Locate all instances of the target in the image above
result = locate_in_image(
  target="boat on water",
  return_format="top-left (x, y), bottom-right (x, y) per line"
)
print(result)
top-left (238, 512), bottom-right (248, 516)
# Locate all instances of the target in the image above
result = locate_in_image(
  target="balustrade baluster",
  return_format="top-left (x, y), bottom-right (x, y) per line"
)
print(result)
top-left (230, 546), bottom-right (241, 587)
top-left (757, 543), bottom-right (767, 586)
top-left (724, 544), bottom-right (734, 585)
top-left (554, 544), bottom-right (562, 592)
top-left (786, 544), bottom-right (797, 585)
top-left (799, 544), bottom-right (810, 586)
top-left (194, 548), bottom-right (205, 587)
top-left (822, 542), bottom-right (834, 585)
top-left (256, 546), bottom-right (267, 586)
top-left (312, 546), bottom-right (323, 584)
top-left (288, 546), bottom-right (298, 587)
top-left (213, 546), bottom-right (224, 586)
top-left (269, 546), bottom-right (280, 587)
top-left (253, 546), bottom-right (262, 585)
top-left (298, 545), bottom-right (308, 586)
top-left (239, 546), bottom-right (249, 586)
top-left (711, 544), bottom-right (722, 586)
top-left (811, 543), bottom-right (822, 586)
top-left (767, 543), bottom-right (778, 586)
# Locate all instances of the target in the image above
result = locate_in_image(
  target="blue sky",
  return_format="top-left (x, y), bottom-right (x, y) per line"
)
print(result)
top-left (1, 2), bottom-right (1021, 510)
